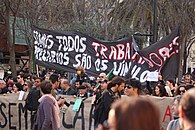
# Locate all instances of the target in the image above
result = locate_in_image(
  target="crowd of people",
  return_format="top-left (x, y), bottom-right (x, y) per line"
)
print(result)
top-left (0, 66), bottom-right (195, 130)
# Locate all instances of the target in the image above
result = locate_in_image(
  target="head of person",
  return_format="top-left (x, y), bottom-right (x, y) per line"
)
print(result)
top-left (60, 79), bottom-right (69, 90)
top-left (166, 79), bottom-right (175, 88)
top-left (75, 80), bottom-right (81, 88)
top-left (179, 88), bottom-right (195, 129)
top-left (13, 83), bottom-right (23, 93)
top-left (35, 77), bottom-right (43, 88)
top-left (99, 73), bottom-right (106, 80)
top-left (49, 73), bottom-right (59, 89)
top-left (75, 66), bottom-right (85, 75)
top-left (184, 74), bottom-right (192, 84)
top-left (6, 81), bottom-right (14, 91)
top-left (153, 84), bottom-right (168, 97)
top-left (17, 74), bottom-right (24, 84)
top-left (172, 95), bottom-right (182, 118)
top-left (40, 81), bottom-right (52, 95)
top-left (0, 79), bottom-right (6, 90)
top-left (101, 97), bottom-right (160, 130)
top-left (124, 78), bottom-right (141, 97)
top-left (175, 84), bottom-right (186, 96)
top-left (23, 80), bottom-right (33, 91)
top-left (77, 85), bottom-right (87, 95)
top-left (100, 79), bottom-right (108, 91)
top-left (108, 77), bottom-right (125, 92)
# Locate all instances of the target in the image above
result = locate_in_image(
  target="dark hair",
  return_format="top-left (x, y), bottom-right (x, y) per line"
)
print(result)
top-left (41, 81), bottom-right (52, 94)
top-left (125, 78), bottom-right (141, 90)
top-left (174, 84), bottom-right (186, 96)
top-left (153, 84), bottom-right (168, 97)
top-left (107, 76), bottom-right (124, 89)
top-left (112, 97), bottom-right (160, 130)
top-left (15, 83), bottom-right (23, 91)
top-left (167, 79), bottom-right (175, 87)
top-left (49, 74), bottom-right (59, 84)
top-left (180, 88), bottom-right (195, 122)
top-left (36, 77), bottom-right (43, 82)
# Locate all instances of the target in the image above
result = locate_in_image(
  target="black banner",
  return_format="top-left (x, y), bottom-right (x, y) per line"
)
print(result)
top-left (125, 28), bottom-right (180, 82)
top-left (33, 26), bottom-right (134, 77)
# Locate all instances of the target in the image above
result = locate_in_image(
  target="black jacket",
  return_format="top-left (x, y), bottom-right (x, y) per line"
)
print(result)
top-left (94, 89), bottom-right (116, 126)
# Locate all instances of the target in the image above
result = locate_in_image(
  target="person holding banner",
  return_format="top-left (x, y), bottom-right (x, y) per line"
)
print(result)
top-left (0, 79), bottom-right (8, 94)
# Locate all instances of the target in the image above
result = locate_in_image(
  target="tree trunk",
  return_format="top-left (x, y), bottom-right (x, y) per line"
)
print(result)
top-left (104, 0), bottom-right (108, 40)
top-left (5, 0), bottom-right (17, 77)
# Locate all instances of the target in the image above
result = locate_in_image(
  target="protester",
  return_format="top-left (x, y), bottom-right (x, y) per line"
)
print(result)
top-left (77, 85), bottom-right (88, 98)
top-left (75, 66), bottom-right (89, 84)
top-left (124, 78), bottom-right (142, 97)
top-left (6, 81), bottom-right (14, 93)
top-left (13, 83), bottom-right (23, 93)
top-left (178, 88), bottom-right (195, 130)
top-left (99, 73), bottom-right (106, 80)
top-left (23, 80), bottom-right (33, 92)
top-left (166, 79), bottom-right (176, 95)
top-left (167, 95), bottom-right (182, 130)
top-left (60, 79), bottom-right (76, 95)
top-left (183, 74), bottom-right (192, 85)
top-left (49, 73), bottom-right (65, 107)
top-left (100, 79), bottom-right (108, 92)
top-left (97, 97), bottom-right (160, 130)
top-left (35, 81), bottom-right (60, 130)
top-left (0, 79), bottom-right (8, 94)
top-left (174, 84), bottom-right (186, 96)
top-left (153, 84), bottom-right (168, 97)
top-left (94, 76), bottom-right (124, 128)
top-left (17, 74), bottom-right (25, 86)
top-left (35, 77), bottom-right (42, 88)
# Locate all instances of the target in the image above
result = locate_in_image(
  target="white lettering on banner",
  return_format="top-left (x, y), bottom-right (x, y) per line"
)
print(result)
top-left (33, 30), bottom-right (54, 49)
top-left (94, 59), bottom-right (108, 71)
top-left (130, 64), bottom-right (151, 82)
top-left (73, 54), bottom-right (91, 69)
top-left (92, 42), bottom-right (132, 60)
top-left (132, 36), bottom-right (179, 69)
top-left (113, 61), bottom-right (131, 76)
top-left (56, 35), bottom-right (87, 52)
top-left (34, 46), bottom-right (69, 65)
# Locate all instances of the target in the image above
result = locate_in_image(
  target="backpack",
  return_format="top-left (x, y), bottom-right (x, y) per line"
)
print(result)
top-left (25, 88), bottom-right (41, 111)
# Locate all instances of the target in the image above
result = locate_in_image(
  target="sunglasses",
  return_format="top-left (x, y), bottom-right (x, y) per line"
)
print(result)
top-left (180, 90), bottom-right (186, 93)
top-left (125, 85), bottom-right (132, 89)
top-left (99, 76), bottom-right (104, 78)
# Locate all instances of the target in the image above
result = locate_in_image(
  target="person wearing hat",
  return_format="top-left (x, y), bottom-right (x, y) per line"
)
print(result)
top-left (100, 79), bottom-right (108, 91)
top-left (77, 85), bottom-right (88, 98)
top-left (124, 78), bottom-right (142, 97)
top-left (99, 73), bottom-right (106, 81)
